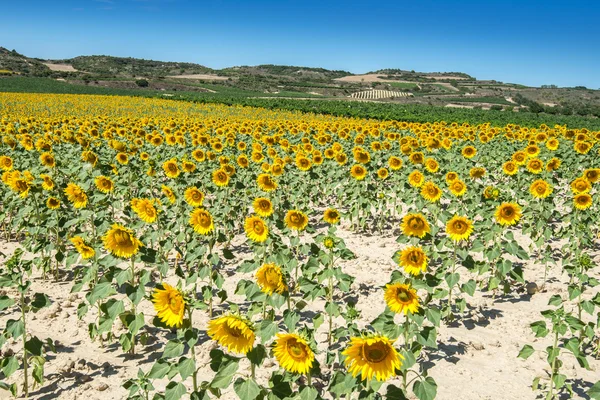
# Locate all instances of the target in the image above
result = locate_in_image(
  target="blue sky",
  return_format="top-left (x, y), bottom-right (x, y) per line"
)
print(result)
top-left (2, 0), bottom-right (599, 88)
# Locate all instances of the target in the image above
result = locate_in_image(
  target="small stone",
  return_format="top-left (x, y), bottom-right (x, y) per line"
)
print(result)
top-left (96, 383), bottom-right (109, 391)
top-left (526, 282), bottom-right (539, 295)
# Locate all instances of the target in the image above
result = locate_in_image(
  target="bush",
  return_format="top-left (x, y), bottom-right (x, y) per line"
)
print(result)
top-left (135, 79), bottom-right (149, 87)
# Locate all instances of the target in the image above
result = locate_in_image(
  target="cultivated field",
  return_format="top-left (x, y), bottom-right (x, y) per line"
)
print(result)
top-left (0, 93), bottom-right (599, 400)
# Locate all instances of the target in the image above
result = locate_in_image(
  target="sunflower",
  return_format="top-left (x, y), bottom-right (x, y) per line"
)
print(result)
top-left (408, 170), bottom-right (424, 188)
top-left (182, 160), bottom-right (196, 173)
top-left (526, 158), bottom-right (543, 174)
top-left (162, 159), bottom-right (180, 178)
top-left (546, 138), bottom-right (559, 151)
top-left (132, 198), bottom-right (158, 223)
top-left (70, 236), bottom-right (95, 259)
top-left (296, 157), bottom-right (312, 171)
top-left (285, 210), bottom-right (309, 231)
top-left (445, 171), bottom-right (459, 183)
top-left (256, 263), bottom-right (287, 295)
top-left (0, 156), bottom-right (13, 171)
top-left (495, 203), bottom-right (522, 226)
top-left (398, 246), bottom-right (428, 275)
top-left (400, 213), bottom-right (430, 238)
top-left (323, 208), bottom-right (340, 224)
top-left (469, 167), bottom-right (486, 179)
top-left (245, 215), bottom-right (269, 242)
top-left (384, 283), bottom-right (420, 314)
top-left (46, 196), bottom-right (60, 210)
top-left (189, 208), bottom-right (214, 235)
top-left (257, 173), bottom-right (277, 192)
top-left (420, 181), bottom-right (442, 203)
top-left (583, 168), bottom-right (600, 183)
top-left (546, 157), bottom-right (561, 172)
top-left (409, 152), bottom-right (424, 165)
top-left (502, 161), bottom-right (518, 176)
top-left (40, 174), bottom-right (54, 191)
top-left (212, 169), bottom-right (230, 187)
top-left (94, 175), bottom-right (114, 194)
top-left (525, 144), bottom-right (540, 157)
top-left (208, 315), bottom-right (255, 355)
top-left (512, 151), bottom-right (527, 165)
top-left (103, 224), bottom-right (143, 258)
top-left (253, 197), bottom-right (273, 217)
top-left (116, 152), bottom-right (129, 165)
top-left (449, 179), bottom-right (467, 197)
top-left (39, 152), bottom-right (55, 168)
top-left (530, 179), bottom-right (553, 199)
top-left (462, 146), bottom-right (477, 159)
top-left (184, 187), bottom-right (205, 207)
top-left (571, 177), bottom-right (591, 194)
top-left (574, 141), bottom-right (592, 155)
top-left (12, 178), bottom-right (30, 198)
top-left (161, 185), bottom-right (176, 204)
top-left (377, 168), bottom-right (389, 180)
top-left (152, 283), bottom-right (185, 328)
top-left (342, 335), bottom-right (402, 382)
top-left (573, 193), bottom-right (592, 210)
top-left (483, 186), bottom-right (500, 200)
top-left (64, 183), bottom-right (88, 208)
top-left (350, 164), bottom-right (367, 180)
top-left (273, 333), bottom-right (315, 375)
top-left (388, 156), bottom-right (403, 170)
top-left (446, 215), bottom-right (473, 242)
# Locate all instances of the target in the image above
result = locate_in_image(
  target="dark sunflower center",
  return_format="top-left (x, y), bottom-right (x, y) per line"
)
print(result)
top-left (114, 231), bottom-right (133, 246)
top-left (253, 221), bottom-right (264, 234)
top-left (287, 340), bottom-right (307, 360)
top-left (397, 289), bottom-right (410, 302)
top-left (363, 342), bottom-right (389, 363)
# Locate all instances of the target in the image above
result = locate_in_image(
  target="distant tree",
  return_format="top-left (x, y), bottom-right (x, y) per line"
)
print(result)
top-left (135, 79), bottom-right (149, 87)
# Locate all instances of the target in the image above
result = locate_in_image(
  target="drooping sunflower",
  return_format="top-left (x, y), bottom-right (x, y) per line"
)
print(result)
top-left (212, 168), bottom-right (230, 187)
top-left (323, 208), bottom-right (340, 225)
top-left (208, 315), bottom-right (255, 355)
top-left (256, 263), bottom-right (287, 295)
top-left (132, 198), bottom-right (158, 223)
top-left (252, 197), bottom-right (273, 217)
top-left (384, 283), bottom-right (420, 314)
top-left (184, 186), bottom-right (205, 207)
top-left (546, 157), bottom-right (561, 172)
top-left (94, 175), bottom-right (114, 194)
top-left (152, 283), bottom-right (185, 328)
top-left (273, 333), bottom-right (315, 375)
top-left (162, 158), bottom-right (180, 178)
top-left (81, 150), bottom-right (98, 167)
top-left (350, 164), bottom-right (367, 180)
top-left (420, 181), bottom-right (442, 203)
top-left (40, 174), bottom-right (55, 191)
top-left (257, 173), bottom-right (277, 192)
top-left (469, 167), bottom-right (486, 179)
top-left (245, 215), bottom-right (269, 242)
top-left (571, 177), bottom-right (591, 194)
top-left (445, 171), bottom-right (459, 183)
top-left (530, 179), bottom-right (553, 199)
top-left (573, 193), bottom-right (592, 210)
top-left (462, 146), bottom-right (477, 159)
top-left (46, 196), bottom-right (60, 210)
top-left (448, 179), bottom-right (467, 197)
top-left (70, 236), bottom-right (95, 259)
top-left (189, 208), bottom-right (214, 235)
top-left (495, 203), bottom-right (522, 226)
top-left (64, 183), bottom-right (88, 209)
top-left (408, 170), bottom-right (425, 188)
top-left (400, 213), bottom-right (430, 238)
top-left (103, 224), bottom-right (143, 258)
top-left (446, 215), bottom-right (474, 242)
top-left (342, 335), bottom-right (402, 382)
top-left (483, 186), bottom-right (500, 200)
top-left (398, 246), bottom-right (428, 275)
top-left (284, 210), bottom-right (309, 231)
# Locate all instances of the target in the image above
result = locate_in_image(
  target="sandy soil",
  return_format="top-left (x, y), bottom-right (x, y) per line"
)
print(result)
top-left (167, 74), bottom-right (229, 81)
top-left (43, 63), bottom-right (78, 72)
top-left (1, 215), bottom-right (598, 400)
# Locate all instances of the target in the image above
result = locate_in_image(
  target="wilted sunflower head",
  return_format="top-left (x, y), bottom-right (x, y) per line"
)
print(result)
top-left (446, 215), bottom-right (474, 242)
top-left (103, 224), bottom-right (143, 258)
top-left (208, 314), bottom-right (255, 355)
top-left (273, 333), bottom-right (315, 375)
top-left (495, 202), bottom-right (522, 226)
top-left (152, 283), bottom-right (185, 328)
top-left (342, 334), bottom-right (402, 382)
top-left (384, 283), bottom-right (420, 314)
top-left (64, 183), bottom-right (88, 208)
top-left (400, 213), bottom-right (430, 238)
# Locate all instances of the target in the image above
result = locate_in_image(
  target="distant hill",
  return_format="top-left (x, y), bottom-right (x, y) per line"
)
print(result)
top-left (221, 64), bottom-right (352, 80)
top-left (0, 47), bottom-right (50, 75)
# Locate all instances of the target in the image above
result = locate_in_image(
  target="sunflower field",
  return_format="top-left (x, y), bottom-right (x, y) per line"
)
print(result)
top-left (0, 92), bottom-right (600, 400)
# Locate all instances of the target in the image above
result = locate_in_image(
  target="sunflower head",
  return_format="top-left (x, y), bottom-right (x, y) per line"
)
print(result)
top-left (397, 246), bottom-right (428, 275)
top-left (388, 156), bottom-right (403, 170)
top-left (400, 213), bottom-right (430, 238)
top-left (384, 283), bottom-right (419, 314)
top-left (132, 198), bottom-right (159, 223)
top-left (571, 177), bottom-right (591, 194)
top-left (212, 168), bottom-right (230, 187)
top-left (257, 173), bottom-right (277, 192)
top-left (94, 175), bottom-right (114, 194)
top-left (64, 183), bottom-right (88, 208)
top-left (323, 208), bottom-right (340, 225)
top-left (377, 168), bottom-right (389, 180)
top-left (189, 208), bottom-right (214, 235)
top-left (70, 236), bottom-right (95, 259)
top-left (446, 215), bottom-right (474, 242)
top-left (39, 152), bottom-right (56, 168)
top-left (273, 333), bottom-right (315, 375)
top-left (245, 215), bottom-right (269, 242)
top-left (530, 179), bottom-right (553, 199)
top-left (184, 187), bottom-right (205, 207)
top-left (350, 164), bottom-right (367, 180)
top-left (449, 179), bottom-right (467, 197)
top-left (342, 334), bottom-right (402, 382)
top-left (574, 193), bottom-right (592, 210)
top-left (495, 203), bottom-right (522, 226)
top-left (256, 263), bottom-right (287, 295)
top-left (162, 159), bottom-right (180, 178)
top-left (46, 196), bottom-right (60, 210)
top-left (208, 314), bottom-right (255, 355)
top-left (502, 161), bottom-right (518, 176)
top-left (462, 146), bottom-right (477, 159)
top-left (152, 283), bottom-right (186, 328)
top-left (408, 170), bottom-right (424, 188)
top-left (285, 210), bottom-right (308, 231)
top-left (103, 224), bottom-right (143, 258)
top-left (420, 181), bottom-right (442, 203)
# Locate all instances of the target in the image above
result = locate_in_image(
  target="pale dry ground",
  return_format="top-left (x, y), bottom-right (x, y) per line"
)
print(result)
top-left (0, 220), bottom-right (599, 400)
top-left (42, 64), bottom-right (78, 72)
top-left (166, 74), bottom-right (229, 81)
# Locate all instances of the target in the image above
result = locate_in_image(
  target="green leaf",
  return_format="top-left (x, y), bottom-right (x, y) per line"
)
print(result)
top-left (283, 310), bottom-right (300, 331)
top-left (548, 295), bottom-right (562, 306)
top-left (165, 381), bottom-right (187, 400)
top-left (31, 356), bottom-right (45, 384)
top-left (163, 340), bottom-right (185, 359)
top-left (31, 293), bottom-right (51, 310)
top-left (530, 321), bottom-right (548, 338)
top-left (461, 280), bottom-right (476, 296)
top-left (87, 282), bottom-right (116, 305)
top-left (233, 378), bottom-right (261, 400)
top-left (210, 360), bottom-right (239, 389)
top-left (148, 359), bottom-right (170, 379)
top-left (25, 336), bottom-right (44, 356)
top-left (413, 377), bottom-right (437, 400)
top-left (565, 315), bottom-right (585, 331)
top-left (0, 296), bottom-right (15, 311)
top-left (587, 381), bottom-right (600, 399)
top-left (1, 356), bottom-right (19, 378)
top-left (517, 345), bottom-right (535, 359)
top-left (247, 345), bottom-right (266, 366)
top-left (257, 319), bottom-right (277, 343)
top-left (177, 357), bottom-right (196, 380)
top-left (299, 386), bottom-right (318, 400)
